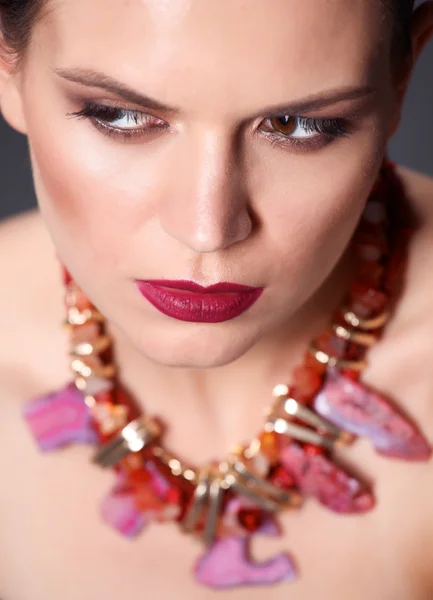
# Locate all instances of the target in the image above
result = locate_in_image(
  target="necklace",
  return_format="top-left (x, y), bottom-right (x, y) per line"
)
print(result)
top-left (24, 159), bottom-right (431, 590)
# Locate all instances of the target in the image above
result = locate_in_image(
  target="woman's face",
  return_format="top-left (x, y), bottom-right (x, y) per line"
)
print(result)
top-left (4, 0), bottom-right (403, 367)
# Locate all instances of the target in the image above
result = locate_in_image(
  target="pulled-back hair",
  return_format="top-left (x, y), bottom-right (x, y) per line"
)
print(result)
top-left (0, 0), bottom-right (47, 70)
top-left (388, 0), bottom-right (417, 59)
top-left (0, 0), bottom-right (418, 70)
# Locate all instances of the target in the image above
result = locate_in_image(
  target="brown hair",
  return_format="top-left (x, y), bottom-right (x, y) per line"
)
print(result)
top-left (0, 0), bottom-right (417, 70)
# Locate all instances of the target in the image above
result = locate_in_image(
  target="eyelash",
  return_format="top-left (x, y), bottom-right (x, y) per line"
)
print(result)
top-left (67, 101), bottom-right (351, 149)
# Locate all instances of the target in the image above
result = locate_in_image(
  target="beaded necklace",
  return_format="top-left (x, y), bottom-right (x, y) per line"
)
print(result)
top-left (24, 159), bottom-right (431, 590)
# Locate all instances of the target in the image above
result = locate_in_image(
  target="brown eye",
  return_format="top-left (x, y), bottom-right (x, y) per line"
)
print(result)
top-left (260, 115), bottom-right (351, 150)
top-left (269, 116), bottom-right (298, 135)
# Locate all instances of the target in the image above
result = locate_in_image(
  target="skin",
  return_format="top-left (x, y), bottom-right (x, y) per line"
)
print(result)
top-left (1, 1), bottom-right (433, 598)
top-left (0, 0), bottom-right (418, 374)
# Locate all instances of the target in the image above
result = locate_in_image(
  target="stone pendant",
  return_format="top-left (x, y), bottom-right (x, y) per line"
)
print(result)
top-left (314, 371), bottom-right (431, 460)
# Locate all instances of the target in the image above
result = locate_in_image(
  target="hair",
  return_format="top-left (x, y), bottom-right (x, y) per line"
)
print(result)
top-left (0, 0), bottom-right (417, 71)
top-left (0, 0), bottom-right (46, 70)
top-left (388, 0), bottom-right (417, 61)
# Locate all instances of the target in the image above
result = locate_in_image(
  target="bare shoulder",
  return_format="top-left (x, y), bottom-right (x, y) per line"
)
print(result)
top-left (363, 164), bottom-right (433, 410)
top-left (0, 209), bottom-right (59, 301)
top-left (397, 164), bottom-right (433, 224)
top-left (0, 210), bottom-right (68, 400)
top-left (395, 165), bottom-right (433, 317)
top-left (0, 209), bottom-right (60, 328)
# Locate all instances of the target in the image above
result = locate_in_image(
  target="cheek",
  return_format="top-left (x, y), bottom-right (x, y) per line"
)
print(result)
top-left (251, 141), bottom-right (383, 292)
top-left (27, 119), bottom-right (163, 275)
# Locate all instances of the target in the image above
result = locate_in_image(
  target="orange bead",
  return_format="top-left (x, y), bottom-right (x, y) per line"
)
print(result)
top-left (127, 468), bottom-right (151, 486)
top-left (134, 484), bottom-right (165, 512)
top-left (292, 366), bottom-right (322, 398)
top-left (122, 453), bottom-right (144, 472)
top-left (71, 322), bottom-right (100, 344)
top-left (259, 431), bottom-right (280, 463)
top-left (304, 352), bottom-right (327, 376)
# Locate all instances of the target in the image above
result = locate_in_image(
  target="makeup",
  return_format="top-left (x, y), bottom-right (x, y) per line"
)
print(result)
top-left (135, 280), bottom-right (264, 323)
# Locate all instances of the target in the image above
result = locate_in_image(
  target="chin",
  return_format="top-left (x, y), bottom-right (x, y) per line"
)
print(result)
top-left (127, 319), bottom-right (262, 369)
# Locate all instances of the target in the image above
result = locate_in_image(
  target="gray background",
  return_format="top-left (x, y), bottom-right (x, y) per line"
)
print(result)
top-left (0, 41), bottom-right (432, 221)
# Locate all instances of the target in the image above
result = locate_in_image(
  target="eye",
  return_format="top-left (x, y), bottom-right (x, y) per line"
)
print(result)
top-left (67, 102), bottom-right (168, 139)
top-left (270, 116), bottom-right (303, 136)
top-left (261, 115), bottom-right (350, 150)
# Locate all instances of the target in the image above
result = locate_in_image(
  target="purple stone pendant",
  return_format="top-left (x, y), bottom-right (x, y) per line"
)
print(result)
top-left (314, 371), bottom-right (431, 460)
top-left (23, 384), bottom-right (98, 450)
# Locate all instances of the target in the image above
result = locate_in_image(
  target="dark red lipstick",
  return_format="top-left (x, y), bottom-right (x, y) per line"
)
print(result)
top-left (135, 280), bottom-right (263, 323)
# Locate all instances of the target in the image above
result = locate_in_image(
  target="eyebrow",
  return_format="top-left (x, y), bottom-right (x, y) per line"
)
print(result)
top-left (54, 67), bottom-right (180, 114)
top-left (53, 67), bottom-right (376, 117)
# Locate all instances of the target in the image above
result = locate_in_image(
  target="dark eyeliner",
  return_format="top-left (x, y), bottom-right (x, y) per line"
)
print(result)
top-left (67, 101), bottom-right (351, 149)
top-left (262, 115), bottom-right (352, 151)
top-left (67, 101), bottom-right (126, 122)
top-left (66, 101), bottom-right (168, 141)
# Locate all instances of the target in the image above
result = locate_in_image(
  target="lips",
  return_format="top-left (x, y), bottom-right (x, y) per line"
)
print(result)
top-left (135, 280), bottom-right (264, 323)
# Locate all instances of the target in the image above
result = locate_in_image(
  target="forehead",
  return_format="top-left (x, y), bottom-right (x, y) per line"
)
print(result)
top-left (40, 0), bottom-right (389, 114)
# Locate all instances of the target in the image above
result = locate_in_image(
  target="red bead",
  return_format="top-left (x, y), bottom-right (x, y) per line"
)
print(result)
top-left (93, 390), bottom-right (113, 405)
top-left (113, 387), bottom-right (139, 421)
top-left (165, 487), bottom-right (182, 505)
top-left (269, 465), bottom-right (295, 489)
top-left (354, 231), bottom-right (386, 262)
top-left (315, 329), bottom-right (346, 358)
top-left (349, 283), bottom-right (387, 319)
top-left (127, 468), bottom-right (151, 486)
top-left (358, 262), bottom-right (384, 286)
top-left (341, 369), bottom-right (361, 382)
top-left (303, 443), bottom-right (325, 456)
top-left (345, 342), bottom-right (365, 361)
top-left (383, 251), bottom-right (407, 296)
top-left (62, 267), bottom-right (71, 284)
top-left (237, 508), bottom-right (265, 533)
top-left (122, 453), bottom-right (145, 472)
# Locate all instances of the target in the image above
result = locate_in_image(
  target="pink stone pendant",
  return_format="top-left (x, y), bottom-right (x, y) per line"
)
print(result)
top-left (23, 384), bottom-right (98, 451)
top-left (101, 475), bottom-right (151, 538)
top-left (314, 371), bottom-right (431, 460)
top-left (280, 443), bottom-right (375, 513)
top-left (195, 536), bottom-right (297, 589)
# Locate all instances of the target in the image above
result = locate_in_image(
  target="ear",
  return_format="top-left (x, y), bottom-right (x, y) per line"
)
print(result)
top-left (388, 1), bottom-right (433, 137)
top-left (0, 50), bottom-right (28, 135)
top-left (411, 1), bottom-right (433, 61)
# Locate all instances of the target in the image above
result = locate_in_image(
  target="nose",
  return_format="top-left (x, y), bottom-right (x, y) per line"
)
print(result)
top-left (158, 129), bottom-right (253, 253)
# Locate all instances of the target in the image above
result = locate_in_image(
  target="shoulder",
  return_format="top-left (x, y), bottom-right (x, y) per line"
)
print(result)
top-left (363, 165), bottom-right (433, 420)
top-left (0, 210), bottom-right (69, 400)
top-left (397, 164), bottom-right (433, 225)
top-left (392, 166), bottom-right (433, 589)
top-left (0, 209), bottom-right (61, 327)
top-left (394, 165), bottom-right (433, 319)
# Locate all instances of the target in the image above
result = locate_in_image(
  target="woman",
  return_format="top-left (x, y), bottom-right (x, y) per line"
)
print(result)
top-left (1, 0), bottom-right (433, 597)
